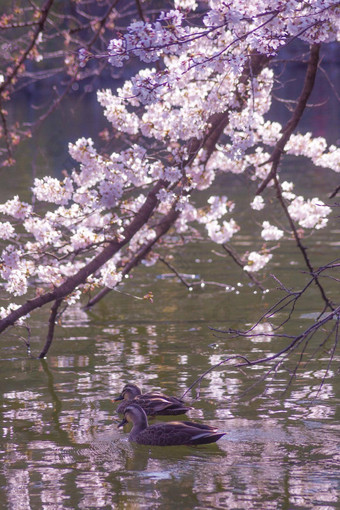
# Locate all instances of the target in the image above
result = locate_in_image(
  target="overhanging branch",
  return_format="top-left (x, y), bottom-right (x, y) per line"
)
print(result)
top-left (256, 43), bottom-right (320, 194)
top-left (0, 180), bottom-right (167, 333)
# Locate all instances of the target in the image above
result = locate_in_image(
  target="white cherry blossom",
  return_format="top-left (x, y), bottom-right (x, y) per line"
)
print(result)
top-left (32, 176), bottom-right (74, 205)
top-left (287, 197), bottom-right (332, 230)
top-left (261, 221), bottom-right (284, 241)
top-left (244, 252), bottom-right (273, 272)
top-left (250, 196), bottom-right (265, 211)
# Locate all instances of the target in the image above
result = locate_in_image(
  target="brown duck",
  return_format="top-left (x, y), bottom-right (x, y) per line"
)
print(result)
top-left (114, 383), bottom-right (192, 416)
top-left (118, 403), bottom-right (225, 446)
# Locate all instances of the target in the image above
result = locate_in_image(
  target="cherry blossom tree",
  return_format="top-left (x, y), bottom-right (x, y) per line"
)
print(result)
top-left (0, 0), bottom-right (339, 358)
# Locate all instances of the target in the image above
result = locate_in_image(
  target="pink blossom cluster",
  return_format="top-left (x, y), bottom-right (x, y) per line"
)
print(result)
top-left (107, 10), bottom-right (189, 67)
top-left (105, 1), bottom-right (339, 105)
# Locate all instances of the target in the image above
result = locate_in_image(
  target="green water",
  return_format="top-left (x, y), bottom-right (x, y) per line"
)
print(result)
top-left (1, 70), bottom-right (340, 508)
top-left (0, 216), bottom-right (339, 509)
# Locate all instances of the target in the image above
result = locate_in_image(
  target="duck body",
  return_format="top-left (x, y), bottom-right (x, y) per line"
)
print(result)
top-left (118, 403), bottom-right (225, 446)
top-left (114, 383), bottom-right (191, 416)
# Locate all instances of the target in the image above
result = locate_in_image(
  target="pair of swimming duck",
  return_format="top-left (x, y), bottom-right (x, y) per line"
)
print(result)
top-left (114, 383), bottom-right (225, 446)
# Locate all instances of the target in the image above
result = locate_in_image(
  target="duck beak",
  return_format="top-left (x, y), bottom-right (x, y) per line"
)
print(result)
top-left (117, 417), bottom-right (128, 428)
top-left (113, 395), bottom-right (123, 402)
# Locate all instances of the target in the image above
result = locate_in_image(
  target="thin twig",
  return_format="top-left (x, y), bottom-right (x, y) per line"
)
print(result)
top-left (222, 243), bottom-right (266, 291)
top-left (158, 257), bottom-right (192, 289)
top-left (0, 0), bottom-right (55, 95)
top-left (182, 300), bottom-right (340, 400)
top-left (314, 318), bottom-right (339, 399)
top-left (180, 355), bottom-right (252, 400)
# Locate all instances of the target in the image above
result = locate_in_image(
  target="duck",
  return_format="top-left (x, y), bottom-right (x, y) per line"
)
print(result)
top-left (114, 383), bottom-right (192, 416)
top-left (118, 403), bottom-right (225, 446)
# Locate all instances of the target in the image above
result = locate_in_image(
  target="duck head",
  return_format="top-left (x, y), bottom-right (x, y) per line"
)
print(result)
top-left (117, 403), bottom-right (148, 429)
top-left (114, 383), bottom-right (142, 402)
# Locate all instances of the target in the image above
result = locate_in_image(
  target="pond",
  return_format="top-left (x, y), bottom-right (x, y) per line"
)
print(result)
top-left (0, 59), bottom-right (339, 508)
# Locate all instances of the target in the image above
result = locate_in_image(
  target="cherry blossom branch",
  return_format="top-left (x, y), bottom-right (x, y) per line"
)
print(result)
top-left (85, 201), bottom-right (181, 308)
top-left (86, 0), bottom-right (122, 48)
top-left (0, 101), bottom-right (13, 165)
top-left (0, 47), bottom-right (269, 334)
top-left (0, 2), bottom-right (338, 359)
top-left (135, 0), bottom-right (146, 23)
top-left (253, 44), bottom-right (333, 310)
top-left (38, 298), bottom-right (63, 358)
top-left (273, 175), bottom-right (334, 311)
top-left (78, 50), bottom-right (270, 311)
top-left (0, 179), bottom-right (167, 333)
top-left (187, 53), bottom-right (269, 165)
top-left (0, 0), bottom-right (55, 96)
top-left (84, 53), bottom-right (269, 309)
top-left (185, 14), bottom-right (277, 73)
top-left (256, 43), bottom-right (320, 194)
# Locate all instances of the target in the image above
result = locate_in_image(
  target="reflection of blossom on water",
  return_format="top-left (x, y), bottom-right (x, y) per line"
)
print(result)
top-left (178, 354), bottom-right (188, 365)
top-left (206, 357), bottom-right (225, 400)
top-left (6, 470), bottom-right (30, 510)
top-left (4, 390), bottom-right (40, 400)
top-left (289, 467), bottom-right (339, 508)
top-left (102, 327), bottom-right (121, 335)
top-left (215, 407), bottom-right (234, 419)
top-left (248, 322), bottom-right (273, 342)
top-left (61, 304), bottom-right (90, 326)
top-left (284, 384), bottom-right (336, 420)
top-left (146, 324), bottom-right (157, 337)
top-left (312, 370), bottom-right (335, 381)
top-left (306, 404), bottom-right (336, 420)
top-left (3, 391), bottom-right (49, 435)
top-left (205, 355), bottom-right (242, 402)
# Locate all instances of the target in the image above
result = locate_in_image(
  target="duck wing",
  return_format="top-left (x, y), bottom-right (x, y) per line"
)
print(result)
top-left (143, 392), bottom-right (186, 404)
top-left (134, 395), bottom-right (192, 415)
top-left (134, 421), bottom-right (225, 446)
top-left (180, 421), bottom-right (218, 431)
